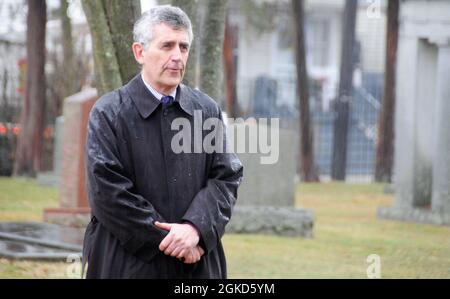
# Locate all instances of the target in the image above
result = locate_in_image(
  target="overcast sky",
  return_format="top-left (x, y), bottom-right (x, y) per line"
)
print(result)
top-left (0, 0), bottom-right (158, 37)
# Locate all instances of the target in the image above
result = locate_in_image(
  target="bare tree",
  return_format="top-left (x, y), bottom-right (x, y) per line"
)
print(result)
top-left (375, 0), bottom-right (399, 183)
top-left (14, 0), bottom-right (47, 177)
top-left (172, 0), bottom-right (199, 88)
top-left (81, 0), bottom-right (141, 96)
top-left (292, 0), bottom-right (319, 182)
top-left (60, 0), bottom-right (76, 95)
top-left (46, 0), bottom-right (77, 120)
top-left (199, 0), bottom-right (227, 106)
top-left (223, 12), bottom-right (240, 118)
top-left (331, 0), bottom-right (358, 181)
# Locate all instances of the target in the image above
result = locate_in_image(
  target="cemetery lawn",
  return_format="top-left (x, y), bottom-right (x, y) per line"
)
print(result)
top-left (0, 177), bottom-right (449, 278)
top-left (0, 177), bottom-right (58, 221)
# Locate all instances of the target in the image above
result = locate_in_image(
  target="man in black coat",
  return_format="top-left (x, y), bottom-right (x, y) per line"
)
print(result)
top-left (82, 5), bottom-right (243, 278)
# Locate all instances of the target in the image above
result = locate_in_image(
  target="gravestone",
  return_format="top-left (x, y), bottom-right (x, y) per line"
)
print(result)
top-left (0, 221), bottom-right (83, 261)
top-left (378, 1), bottom-right (450, 225)
top-left (44, 88), bottom-right (97, 227)
top-left (53, 116), bottom-right (65, 176)
top-left (226, 121), bottom-right (314, 237)
top-left (253, 76), bottom-right (278, 117)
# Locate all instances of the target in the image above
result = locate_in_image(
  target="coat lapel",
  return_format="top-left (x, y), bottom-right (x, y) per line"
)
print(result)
top-left (124, 74), bottom-right (160, 119)
top-left (124, 74), bottom-right (195, 118)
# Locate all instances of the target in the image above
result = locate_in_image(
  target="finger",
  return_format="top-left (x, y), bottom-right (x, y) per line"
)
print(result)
top-left (164, 238), bottom-right (184, 256)
top-left (193, 249), bottom-right (200, 262)
top-left (171, 247), bottom-right (182, 257)
top-left (159, 234), bottom-right (174, 251)
top-left (154, 221), bottom-right (172, 231)
top-left (197, 246), bottom-right (205, 256)
top-left (190, 248), bottom-right (199, 263)
top-left (164, 242), bottom-right (178, 256)
top-left (177, 249), bottom-right (186, 259)
top-left (183, 255), bottom-right (191, 264)
top-left (183, 250), bottom-right (194, 264)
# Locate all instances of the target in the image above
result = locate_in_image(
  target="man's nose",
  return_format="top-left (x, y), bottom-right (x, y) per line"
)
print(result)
top-left (170, 46), bottom-right (182, 61)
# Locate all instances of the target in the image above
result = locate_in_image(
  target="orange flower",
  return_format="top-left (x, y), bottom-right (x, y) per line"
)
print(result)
top-left (12, 126), bottom-right (20, 135)
top-left (44, 127), bottom-right (54, 139)
top-left (0, 124), bottom-right (7, 135)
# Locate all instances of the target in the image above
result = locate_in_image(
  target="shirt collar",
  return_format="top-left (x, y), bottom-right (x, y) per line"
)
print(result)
top-left (141, 73), bottom-right (177, 100)
top-left (124, 73), bottom-right (194, 119)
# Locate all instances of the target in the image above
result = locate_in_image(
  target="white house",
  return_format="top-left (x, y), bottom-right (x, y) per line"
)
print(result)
top-left (230, 0), bottom-right (387, 114)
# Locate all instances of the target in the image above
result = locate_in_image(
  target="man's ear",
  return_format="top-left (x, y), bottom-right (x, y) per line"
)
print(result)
top-left (132, 42), bottom-right (145, 64)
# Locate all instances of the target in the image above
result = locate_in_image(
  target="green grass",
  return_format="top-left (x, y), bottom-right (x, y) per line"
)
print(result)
top-left (225, 183), bottom-right (450, 278)
top-left (0, 178), bottom-right (449, 278)
top-left (0, 177), bottom-right (58, 221)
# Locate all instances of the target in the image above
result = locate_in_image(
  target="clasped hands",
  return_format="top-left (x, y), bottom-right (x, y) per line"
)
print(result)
top-left (155, 221), bottom-right (204, 264)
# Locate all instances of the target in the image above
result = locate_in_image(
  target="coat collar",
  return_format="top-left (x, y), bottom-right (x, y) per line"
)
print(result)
top-left (125, 74), bottom-right (194, 118)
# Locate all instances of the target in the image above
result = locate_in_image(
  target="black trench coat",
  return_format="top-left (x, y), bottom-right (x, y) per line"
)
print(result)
top-left (82, 74), bottom-right (243, 279)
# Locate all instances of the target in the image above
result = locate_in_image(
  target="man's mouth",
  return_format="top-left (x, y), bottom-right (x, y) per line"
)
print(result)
top-left (166, 68), bottom-right (183, 77)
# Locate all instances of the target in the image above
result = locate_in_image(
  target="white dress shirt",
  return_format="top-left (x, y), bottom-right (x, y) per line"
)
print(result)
top-left (141, 74), bottom-right (177, 101)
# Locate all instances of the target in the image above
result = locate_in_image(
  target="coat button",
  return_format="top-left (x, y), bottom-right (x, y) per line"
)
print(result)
top-left (172, 177), bottom-right (177, 183)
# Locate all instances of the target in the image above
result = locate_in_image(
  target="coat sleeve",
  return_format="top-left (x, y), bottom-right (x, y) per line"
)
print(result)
top-left (85, 100), bottom-right (168, 263)
top-left (182, 108), bottom-right (244, 254)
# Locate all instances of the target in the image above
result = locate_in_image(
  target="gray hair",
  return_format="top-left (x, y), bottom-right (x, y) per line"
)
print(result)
top-left (133, 5), bottom-right (193, 49)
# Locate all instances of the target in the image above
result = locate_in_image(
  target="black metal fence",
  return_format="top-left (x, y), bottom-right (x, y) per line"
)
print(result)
top-left (0, 121), bottom-right (54, 176)
top-left (241, 72), bottom-right (383, 182)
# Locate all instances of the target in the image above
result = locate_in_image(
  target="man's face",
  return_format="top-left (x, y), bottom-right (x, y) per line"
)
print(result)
top-left (132, 23), bottom-right (190, 94)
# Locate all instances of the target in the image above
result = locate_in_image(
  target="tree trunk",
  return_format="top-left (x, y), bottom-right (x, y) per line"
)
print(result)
top-left (59, 0), bottom-right (76, 110)
top-left (292, 0), bottom-right (319, 182)
top-left (14, 0), bottom-right (47, 177)
top-left (172, 0), bottom-right (199, 88)
top-left (102, 0), bottom-right (141, 84)
top-left (81, 0), bottom-right (140, 96)
top-left (1, 69), bottom-right (8, 120)
top-left (331, 0), bottom-right (357, 181)
top-left (375, 0), bottom-right (399, 183)
top-left (199, 0), bottom-right (227, 105)
top-left (223, 13), bottom-right (239, 118)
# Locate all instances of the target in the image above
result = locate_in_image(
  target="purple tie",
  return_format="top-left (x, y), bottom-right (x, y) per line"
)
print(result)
top-left (161, 95), bottom-right (174, 106)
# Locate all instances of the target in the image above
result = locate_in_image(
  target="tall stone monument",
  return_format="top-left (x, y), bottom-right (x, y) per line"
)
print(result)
top-left (44, 88), bottom-right (97, 227)
top-left (378, 1), bottom-right (450, 225)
